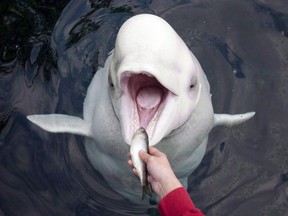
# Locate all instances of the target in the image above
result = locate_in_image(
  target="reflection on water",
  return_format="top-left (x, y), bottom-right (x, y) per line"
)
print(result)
top-left (1, 0), bottom-right (288, 215)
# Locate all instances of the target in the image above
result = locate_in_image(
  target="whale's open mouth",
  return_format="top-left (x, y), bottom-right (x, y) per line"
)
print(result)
top-left (120, 72), bottom-right (170, 144)
top-left (128, 73), bottom-right (168, 129)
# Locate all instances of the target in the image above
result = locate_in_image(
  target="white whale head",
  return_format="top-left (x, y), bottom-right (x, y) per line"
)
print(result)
top-left (108, 14), bottom-right (204, 146)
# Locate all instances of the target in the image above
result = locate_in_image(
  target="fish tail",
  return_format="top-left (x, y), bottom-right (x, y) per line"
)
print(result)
top-left (142, 184), bottom-right (153, 200)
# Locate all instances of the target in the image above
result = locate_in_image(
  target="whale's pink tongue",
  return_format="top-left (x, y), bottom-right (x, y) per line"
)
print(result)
top-left (136, 87), bottom-right (162, 128)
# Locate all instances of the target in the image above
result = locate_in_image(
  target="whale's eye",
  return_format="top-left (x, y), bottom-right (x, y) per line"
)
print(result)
top-left (190, 78), bottom-right (197, 89)
top-left (108, 76), bottom-right (114, 88)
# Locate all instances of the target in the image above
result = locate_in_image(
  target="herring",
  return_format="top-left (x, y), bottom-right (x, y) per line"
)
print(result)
top-left (130, 127), bottom-right (151, 200)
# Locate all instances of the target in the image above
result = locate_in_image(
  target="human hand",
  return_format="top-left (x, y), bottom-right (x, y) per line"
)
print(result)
top-left (128, 147), bottom-right (182, 199)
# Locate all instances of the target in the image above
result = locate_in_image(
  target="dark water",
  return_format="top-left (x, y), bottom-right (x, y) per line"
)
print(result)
top-left (1, 0), bottom-right (288, 215)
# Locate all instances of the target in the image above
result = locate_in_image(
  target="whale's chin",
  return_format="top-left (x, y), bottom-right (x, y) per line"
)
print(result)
top-left (119, 72), bottom-right (175, 146)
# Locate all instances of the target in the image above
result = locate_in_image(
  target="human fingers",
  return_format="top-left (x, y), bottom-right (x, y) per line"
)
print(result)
top-left (149, 147), bottom-right (164, 157)
top-left (128, 159), bottom-right (133, 167)
top-left (133, 168), bottom-right (138, 176)
top-left (139, 150), bottom-right (151, 163)
top-left (147, 175), bottom-right (154, 184)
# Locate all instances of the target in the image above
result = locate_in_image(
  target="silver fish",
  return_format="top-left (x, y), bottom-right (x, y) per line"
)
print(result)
top-left (130, 127), bottom-right (151, 199)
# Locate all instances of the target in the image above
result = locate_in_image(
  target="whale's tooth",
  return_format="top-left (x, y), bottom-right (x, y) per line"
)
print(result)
top-left (133, 102), bottom-right (140, 135)
top-left (145, 110), bottom-right (160, 141)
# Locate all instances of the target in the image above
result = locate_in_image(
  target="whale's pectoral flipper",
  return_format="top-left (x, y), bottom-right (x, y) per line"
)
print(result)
top-left (214, 112), bottom-right (255, 127)
top-left (27, 114), bottom-right (92, 137)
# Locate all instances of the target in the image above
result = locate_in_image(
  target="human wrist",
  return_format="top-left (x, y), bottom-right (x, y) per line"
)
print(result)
top-left (159, 175), bottom-right (182, 199)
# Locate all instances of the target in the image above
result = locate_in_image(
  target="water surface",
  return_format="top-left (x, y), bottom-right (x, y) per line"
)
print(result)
top-left (0, 0), bottom-right (288, 215)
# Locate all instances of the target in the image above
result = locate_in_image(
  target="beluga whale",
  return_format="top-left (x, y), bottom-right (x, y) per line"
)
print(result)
top-left (27, 14), bottom-right (255, 204)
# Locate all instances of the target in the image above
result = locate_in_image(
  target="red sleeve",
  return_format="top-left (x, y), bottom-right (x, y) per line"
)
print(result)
top-left (157, 187), bottom-right (205, 216)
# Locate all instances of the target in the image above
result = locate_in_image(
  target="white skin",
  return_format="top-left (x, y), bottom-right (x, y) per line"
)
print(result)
top-left (128, 147), bottom-right (182, 199)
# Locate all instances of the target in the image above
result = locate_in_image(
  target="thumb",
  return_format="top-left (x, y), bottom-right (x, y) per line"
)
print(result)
top-left (139, 150), bottom-right (150, 163)
top-left (149, 147), bottom-right (164, 157)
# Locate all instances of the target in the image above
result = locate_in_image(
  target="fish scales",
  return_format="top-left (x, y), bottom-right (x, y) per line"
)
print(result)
top-left (130, 127), bottom-right (151, 199)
